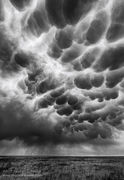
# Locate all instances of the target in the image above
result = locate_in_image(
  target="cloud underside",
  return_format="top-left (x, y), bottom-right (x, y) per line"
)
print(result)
top-left (0, 0), bottom-right (124, 155)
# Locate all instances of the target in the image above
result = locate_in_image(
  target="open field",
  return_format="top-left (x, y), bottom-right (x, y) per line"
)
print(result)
top-left (0, 156), bottom-right (124, 180)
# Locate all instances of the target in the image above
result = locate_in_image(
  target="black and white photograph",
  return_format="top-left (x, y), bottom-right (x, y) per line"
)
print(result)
top-left (0, 0), bottom-right (124, 179)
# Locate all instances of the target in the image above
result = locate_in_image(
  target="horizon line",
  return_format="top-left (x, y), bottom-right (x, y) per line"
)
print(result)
top-left (0, 155), bottom-right (124, 157)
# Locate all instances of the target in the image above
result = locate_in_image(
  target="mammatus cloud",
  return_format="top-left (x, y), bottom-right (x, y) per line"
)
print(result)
top-left (0, 0), bottom-right (124, 155)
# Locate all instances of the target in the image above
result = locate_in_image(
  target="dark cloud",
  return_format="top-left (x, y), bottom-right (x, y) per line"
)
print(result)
top-left (106, 23), bottom-right (124, 42)
top-left (90, 73), bottom-right (104, 87)
top-left (63, 0), bottom-right (97, 25)
top-left (71, 121), bottom-right (112, 139)
top-left (0, 32), bottom-right (20, 74)
top-left (93, 46), bottom-right (124, 72)
top-left (10, 0), bottom-right (31, 10)
top-left (0, 1), bottom-right (4, 21)
top-left (56, 94), bottom-right (67, 105)
top-left (0, 32), bottom-right (13, 63)
top-left (50, 87), bottom-right (65, 98)
top-left (111, 0), bottom-right (124, 23)
top-left (0, 91), bottom-right (118, 147)
top-left (45, 0), bottom-right (65, 28)
top-left (27, 10), bottom-right (49, 37)
top-left (103, 89), bottom-right (118, 100)
top-left (86, 11), bottom-right (108, 44)
top-left (0, 0), bottom-right (124, 155)
top-left (0, 97), bottom-right (102, 146)
top-left (56, 105), bottom-right (73, 116)
top-left (14, 52), bottom-right (29, 67)
top-left (74, 74), bottom-right (92, 90)
top-left (106, 68), bottom-right (124, 88)
top-left (81, 48), bottom-right (100, 69)
top-left (0, 99), bottom-right (33, 140)
top-left (78, 113), bottom-right (99, 123)
top-left (61, 45), bottom-right (81, 63)
top-left (0, 97), bottom-right (62, 145)
top-left (55, 28), bottom-right (73, 49)
top-left (83, 88), bottom-right (119, 102)
top-left (36, 77), bottom-right (58, 94)
top-left (72, 60), bottom-right (83, 71)
top-left (68, 94), bottom-right (78, 106)
top-left (45, 0), bottom-right (97, 27)
top-left (48, 40), bottom-right (63, 59)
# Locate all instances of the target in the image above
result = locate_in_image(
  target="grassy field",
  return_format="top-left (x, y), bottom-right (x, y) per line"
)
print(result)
top-left (0, 156), bottom-right (124, 180)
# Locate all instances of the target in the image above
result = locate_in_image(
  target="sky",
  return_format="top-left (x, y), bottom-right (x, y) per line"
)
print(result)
top-left (0, 0), bottom-right (124, 155)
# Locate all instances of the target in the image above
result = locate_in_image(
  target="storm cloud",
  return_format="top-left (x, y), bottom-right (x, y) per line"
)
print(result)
top-left (0, 0), bottom-right (124, 155)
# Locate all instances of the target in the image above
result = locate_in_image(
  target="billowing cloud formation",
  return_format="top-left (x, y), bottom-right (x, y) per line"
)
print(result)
top-left (0, 0), bottom-right (124, 155)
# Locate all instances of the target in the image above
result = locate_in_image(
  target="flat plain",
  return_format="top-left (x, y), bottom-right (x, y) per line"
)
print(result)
top-left (0, 156), bottom-right (124, 180)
